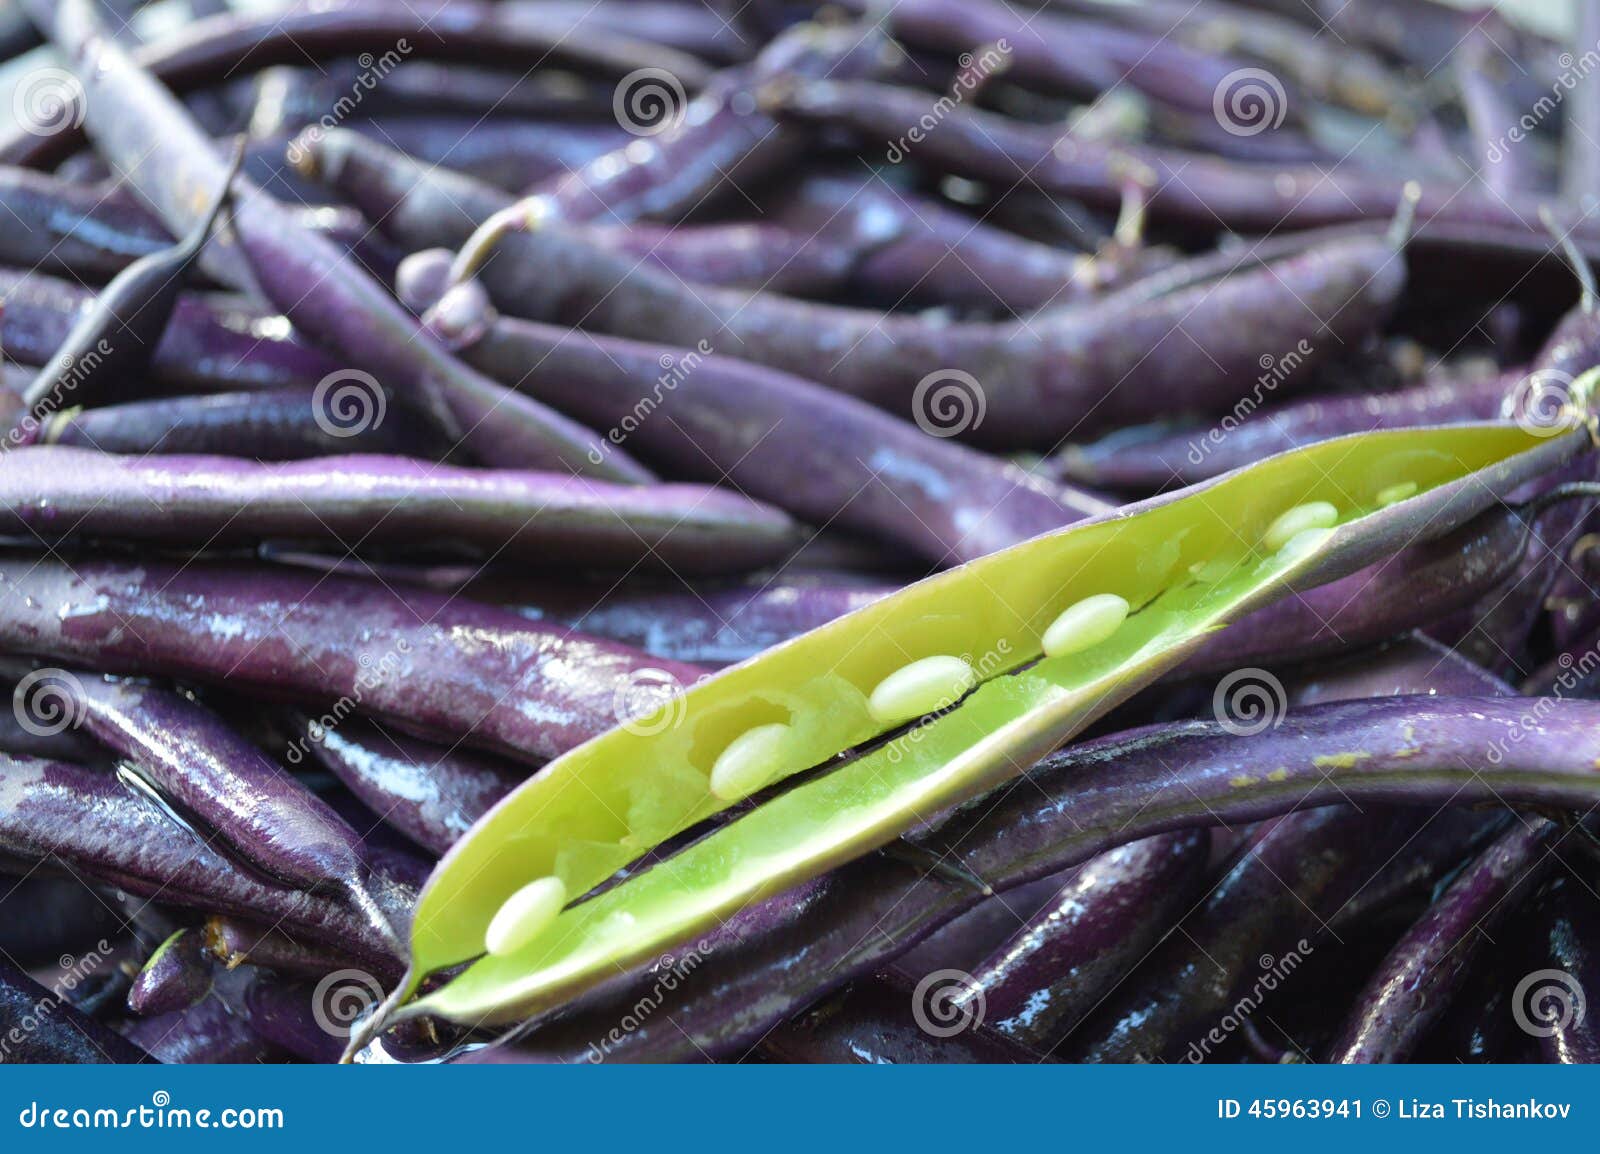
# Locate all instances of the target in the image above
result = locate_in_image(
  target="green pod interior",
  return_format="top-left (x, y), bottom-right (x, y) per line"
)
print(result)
top-left (398, 422), bottom-right (1585, 1024)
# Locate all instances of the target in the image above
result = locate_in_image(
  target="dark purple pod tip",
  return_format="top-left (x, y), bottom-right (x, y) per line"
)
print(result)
top-left (395, 248), bottom-right (454, 314)
top-left (127, 927), bottom-right (213, 1017)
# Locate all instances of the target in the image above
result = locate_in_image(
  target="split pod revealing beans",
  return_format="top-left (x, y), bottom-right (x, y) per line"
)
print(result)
top-left (350, 419), bottom-right (1590, 1045)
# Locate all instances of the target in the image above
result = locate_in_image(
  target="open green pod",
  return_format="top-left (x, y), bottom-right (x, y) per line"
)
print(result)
top-left (380, 420), bottom-right (1590, 1033)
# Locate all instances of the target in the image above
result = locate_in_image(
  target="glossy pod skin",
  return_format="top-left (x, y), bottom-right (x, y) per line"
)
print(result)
top-left (379, 423), bottom-right (1585, 1034)
top-left (41, 389), bottom-right (438, 459)
top-left (17, 143), bottom-right (242, 425)
top-left (967, 830), bottom-right (1211, 1051)
top-left (0, 753), bottom-right (404, 969)
top-left (513, 19), bottom-right (886, 226)
top-left (204, 918), bottom-right (372, 980)
top-left (298, 719), bottom-right (527, 857)
top-left (0, 958), bottom-right (151, 1063)
top-left (31, 0), bottom-right (644, 482)
top-left (33, 672), bottom-right (394, 931)
top-left (470, 694), bottom-right (1600, 1062)
top-left (415, 208), bottom-right (1404, 448)
top-left (482, 575), bottom-right (898, 668)
top-left (462, 316), bottom-right (1105, 565)
top-left (770, 79), bottom-right (1600, 260)
top-left (756, 972), bottom-right (1048, 1064)
top-left (1061, 370), bottom-right (1513, 491)
top-left (1326, 818), bottom-right (1558, 1064)
top-left (1527, 881), bottom-right (1600, 1064)
top-left (2, 0), bottom-right (714, 169)
top-left (0, 556), bottom-right (704, 766)
top-left (128, 928), bottom-right (213, 1016)
top-left (0, 448), bottom-right (801, 575)
top-left (0, 270), bottom-right (342, 398)
top-left (1066, 806), bottom-right (1449, 1063)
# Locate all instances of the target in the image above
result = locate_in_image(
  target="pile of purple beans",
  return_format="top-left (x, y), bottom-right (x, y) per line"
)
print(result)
top-left (0, 0), bottom-right (1598, 1065)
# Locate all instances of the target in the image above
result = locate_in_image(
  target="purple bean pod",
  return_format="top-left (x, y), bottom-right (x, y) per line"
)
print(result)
top-left (0, 448), bottom-right (801, 574)
top-left (461, 316), bottom-right (1104, 563)
top-left (467, 695), bottom-right (1600, 1062)
top-left (1060, 370), bottom-right (1513, 490)
top-left (0, 752), bottom-right (403, 969)
top-left (0, 270), bottom-right (343, 398)
top-left (1327, 817), bottom-right (1559, 1063)
top-left (128, 928), bottom-right (213, 1017)
top-left (965, 830), bottom-right (1211, 1051)
top-left (31, 0), bottom-right (647, 481)
top-left (757, 971), bottom-right (1048, 1064)
top-left (0, 956), bottom-right (151, 1063)
top-left (1527, 881), bottom-right (1600, 1063)
top-left (297, 718), bottom-right (526, 857)
top-left (41, 389), bottom-right (440, 459)
top-left (203, 918), bottom-right (374, 981)
top-left (0, 555), bottom-right (705, 765)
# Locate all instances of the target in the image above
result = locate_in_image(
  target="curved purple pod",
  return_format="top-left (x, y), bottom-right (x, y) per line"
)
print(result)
top-left (967, 830), bottom-right (1210, 1051)
top-left (41, 389), bottom-right (439, 460)
top-left (1327, 817), bottom-right (1557, 1063)
top-left (1064, 806), bottom-right (1439, 1063)
top-left (0, 0), bottom-right (715, 169)
top-left (1060, 371), bottom-right (1513, 490)
top-left (204, 918), bottom-right (372, 981)
top-left (755, 972), bottom-right (1049, 1064)
top-left (1284, 633), bottom-right (1513, 706)
top-left (450, 211), bottom-right (1403, 448)
top-left (0, 753), bottom-right (403, 968)
top-left (772, 78), bottom-right (1600, 257)
top-left (122, 969), bottom-right (281, 1065)
top-left (298, 719), bottom-right (527, 857)
top-left (44, 673), bottom-right (395, 935)
top-left (0, 168), bottom-right (170, 279)
top-left (1527, 881), bottom-right (1600, 1064)
top-left (479, 575), bottom-right (898, 668)
top-left (0, 448), bottom-right (801, 575)
top-left (0, 270), bottom-right (342, 398)
top-left (472, 695), bottom-right (1600, 1062)
top-left (0, 957), bottom-right (151, 1063)
top-left (520, 19), bottom-right (884, 225)
top-left (463, 318), bottom-right (1103, 564)
top-left (32, 0), bottom-right (645, 482)
top-left (128, 928), bottom-right (213, 1017)
top-left (0, 556), bottom-right (705, 766)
